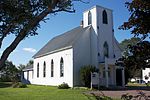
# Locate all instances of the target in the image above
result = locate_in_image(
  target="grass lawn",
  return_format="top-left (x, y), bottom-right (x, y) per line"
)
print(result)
top-left (0, 82), bottom-right (95, 100)
top-left (127, 82), bottom-right (150, 86)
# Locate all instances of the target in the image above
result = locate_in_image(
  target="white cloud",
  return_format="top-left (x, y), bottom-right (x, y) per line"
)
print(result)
top-left (23, 48), bottom-right (36, 53)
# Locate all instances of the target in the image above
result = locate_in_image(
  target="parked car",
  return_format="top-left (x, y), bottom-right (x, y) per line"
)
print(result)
top-left (137, 79), bottom-right (145, 84)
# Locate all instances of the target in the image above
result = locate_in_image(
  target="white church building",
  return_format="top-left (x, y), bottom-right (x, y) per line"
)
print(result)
top-left (22, 5), bottom-right (125, 87)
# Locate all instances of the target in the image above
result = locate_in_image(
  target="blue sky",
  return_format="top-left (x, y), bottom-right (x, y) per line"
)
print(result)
top-left (1, 0), bottom-right (134, 66)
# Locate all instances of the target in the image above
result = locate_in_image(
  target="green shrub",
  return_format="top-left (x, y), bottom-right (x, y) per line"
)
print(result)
top-left (12, 82), bottom-right (27, 88)
top-left (72, 87), bottom-right (89, 90)
top-left (19, 83), bottom-right (27, 88)
top-left (58, 82), bottom-right (69, 89)
top-left (80, 65), bottom-right (98, 88)
top-left (12, 82), bottom-right (19, 88)
top-left (0, 75), bottom-right (11, 82)
top-left (91, 93), bottom-right (113, 100)
top-left (99, 96), bottom-right (112, 100)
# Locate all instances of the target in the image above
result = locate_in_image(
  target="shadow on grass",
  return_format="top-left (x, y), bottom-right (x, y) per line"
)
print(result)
top-left (83, 92), bottom-right (113, 100)
top-left (0, 82), bottom-right (12, 88)
top-left (121, 91), bottom-right (150, 100)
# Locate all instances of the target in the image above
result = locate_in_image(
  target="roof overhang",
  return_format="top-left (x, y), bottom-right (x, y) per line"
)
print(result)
top-left (23, 68), bottom-right (33, 71)
top-left (33, 46), bottom-right (73, 59)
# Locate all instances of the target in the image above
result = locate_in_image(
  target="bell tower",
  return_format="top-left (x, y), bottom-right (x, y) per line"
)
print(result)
top-left (83, 5), bottom-right (115, 59)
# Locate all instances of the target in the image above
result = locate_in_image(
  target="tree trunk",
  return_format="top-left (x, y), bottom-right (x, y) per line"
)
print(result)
top-left (0, 24), bottom-right (14, 48)
top-left (0, 0), bottom-right (59, 70)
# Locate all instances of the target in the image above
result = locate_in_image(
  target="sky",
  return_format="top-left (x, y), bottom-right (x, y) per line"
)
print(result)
top-left (1, 0), bottom-right (135, 66)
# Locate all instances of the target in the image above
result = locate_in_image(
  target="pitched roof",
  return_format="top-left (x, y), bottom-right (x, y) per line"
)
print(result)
top-left (33, 26), bottom-right (90, 58)
top-left (22, 64), bottom-right (33, 71)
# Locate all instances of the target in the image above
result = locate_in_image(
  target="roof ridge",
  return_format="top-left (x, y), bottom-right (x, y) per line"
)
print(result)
top-left (52, 26), bottom-right (81, 40)
top-left (33, 26), bottom-right (81, 58)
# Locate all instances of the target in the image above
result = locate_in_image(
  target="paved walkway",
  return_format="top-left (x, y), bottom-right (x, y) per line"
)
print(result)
top-left (89, 90), bottom-right (150, 98)
top-left (86, 86), bottom-right (150, 99)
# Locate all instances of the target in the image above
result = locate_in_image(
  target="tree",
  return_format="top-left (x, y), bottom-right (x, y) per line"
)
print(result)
top-left (18, 60), bottom-right (33, 71)
top-left (0, 60), bottom-right (19, 82)
top-left (17, 64), bottom-right (26, 72)
top-left (80, 65), bottom-right (98, 88)
top-left (119, 37), bottom-right (141, 51)
top-left (118, 0), bottom-right (150, 83)
top-left (119, 0), bottom-right (150, 39)
top-left (26, 60), bottom-right (33, 67)
top-left (119, 37), bottom-right (141, 83)
top-left (117, 41), bottom-right (150, 84)
top-left (0, 0), bottom-right (86, 69)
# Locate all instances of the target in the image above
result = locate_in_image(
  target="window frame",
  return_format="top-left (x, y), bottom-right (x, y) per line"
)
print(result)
top-left (51, 59), bottom-right (54, 77)
top-left (88, 11), bottom-right (92, 25)
top-left (43, 61), bottom-right (46, 77)
top-left (103, 41), bottom-right (109, 58)
top-left (60, 57), bottom-right (64, 77)
top-left (37, 63), bottom-right (39, 78)
top-left (102, 10), bottom-right (108, 24)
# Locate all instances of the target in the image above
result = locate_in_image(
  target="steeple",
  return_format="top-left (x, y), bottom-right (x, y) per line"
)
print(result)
top-left (83, 5), bottom-right (115, 59)
top-left (83, 5), bottom-right (113, 36)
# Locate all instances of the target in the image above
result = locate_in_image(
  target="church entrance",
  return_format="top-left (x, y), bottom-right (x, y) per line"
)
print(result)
top-left (116, 69), bottom-right (122, 86)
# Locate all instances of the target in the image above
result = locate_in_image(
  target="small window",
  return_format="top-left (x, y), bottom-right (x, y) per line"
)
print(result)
top-left (88, 11), bottom-right (92, 25)
top-left (103, 41), bottom-right (109, 57)
top-left (22, 72), bottom-right (25, 79)
top-left (43, 61), bottom-right (46, 77)
top-left (103, 69), bottom-right (105, 78)
top-left (60, 57), bottom-right (64, 77)
top-left (32, 70), bottom-right (34, 79)
top-left (27, 71), bottom-right (29, 80)
top-left (37, 63), bottom-right (39, 78)
top-left (51, 59), bottom-right (54, 77)
top-left (103, 10), bottom-right (108, 24)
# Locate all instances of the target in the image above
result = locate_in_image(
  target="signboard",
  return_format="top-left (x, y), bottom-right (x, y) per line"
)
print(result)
top-left (91, 72), bottom-right (99, 89)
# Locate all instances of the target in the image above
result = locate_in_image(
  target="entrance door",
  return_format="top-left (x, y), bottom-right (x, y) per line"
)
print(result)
top-left (116, 69), bottom-right (122, 86)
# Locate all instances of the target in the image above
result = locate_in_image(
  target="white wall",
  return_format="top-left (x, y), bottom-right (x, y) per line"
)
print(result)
top-left (73, 27), bottom-right (92, 86)
top-left (83, 7), bottom-right (98, 34)
top-left (82, 5), bottom-right (122, 87)
top-left (22, 70), bottom-right (33, 84)
top-left (33, 48), bottom-right (73, 87)
top-left (83, 5), bottom-right (121, 61)
top-left (113, 39), bottom-right (122, 59)
top-left (142, 68), bottom-right (150, 83)
top-left (96, 6), bottom-right (114, 60)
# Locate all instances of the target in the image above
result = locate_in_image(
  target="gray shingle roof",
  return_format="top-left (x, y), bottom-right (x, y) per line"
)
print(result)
top-left (33, 26), bottom-right (90, 58)
top-left (22, 64), bottom-right (33, 71)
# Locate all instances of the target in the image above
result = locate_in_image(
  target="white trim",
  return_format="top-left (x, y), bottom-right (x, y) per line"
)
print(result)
top-left (33, 46), bottom-right (72, 58)
top-left (83, 5), bottom-right (113, 14)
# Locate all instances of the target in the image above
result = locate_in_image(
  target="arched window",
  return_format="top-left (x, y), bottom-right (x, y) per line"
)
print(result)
top-left (88, 11), bottom-right (92, 25)
top-left (103, 42), bottom-right (109, 57)
top-left (37, 63), bottom-right (39, 78)
top-left (60, 57), bottom-right (64, 77)
top-left (43, 61), bottom-right (46, 77)
top-left (27, 71), bottom-right (29, 80)
top-left (51, 59), bottom-right (54, 77)
top-left (103, 10), bottom-right (108, 24)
